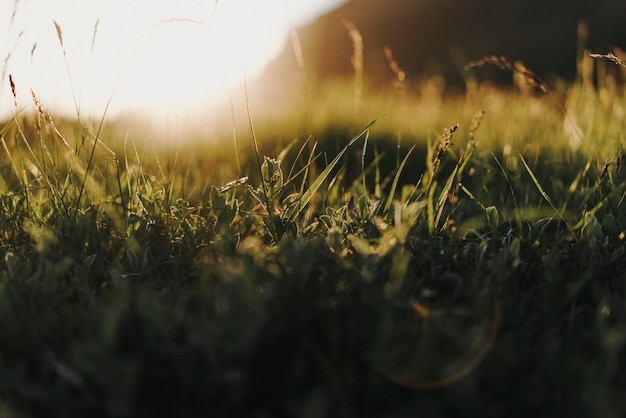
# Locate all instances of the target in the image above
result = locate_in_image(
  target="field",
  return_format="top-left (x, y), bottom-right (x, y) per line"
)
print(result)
top-left (1, 48), bottom-right (626, 417)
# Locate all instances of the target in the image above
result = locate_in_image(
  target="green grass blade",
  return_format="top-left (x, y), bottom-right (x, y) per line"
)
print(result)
top-left (427, 180), bottom-right (437, 234)
top-left (361, 132), bottom-right (368, 192)
top-left (383, 145), bottom-right (415, 214)
top-left (490, 151), bottom-right (521, 230)
top-left (459, 183), bottom-right (487, 212)
top-left (287, 118), bottom-right (378, 222)
top-left (285, 135), bottom-right (312, 182)
top-left (571, 180), bottom-right (626, 230)
top-left (519, 154), bottom-right (567, 222)
top-left (434, 165), bottom-right (458, 230)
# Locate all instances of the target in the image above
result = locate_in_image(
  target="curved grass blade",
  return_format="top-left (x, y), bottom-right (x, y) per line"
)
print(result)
top-left (571, 180), bottom-right (626, 230)
top-left (490, 151), bottom-right (521, 230)
top-left (434, 165), bottom-right (458, 230)
top-left (383, 145), bottom-right (415, 214)
top-left (287, 118), bottom-right (378, 222)
top-left (519, 154), bottom-right (567, 222)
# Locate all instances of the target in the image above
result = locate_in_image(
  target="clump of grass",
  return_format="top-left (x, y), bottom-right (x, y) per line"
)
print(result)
top-left (1, 21), bottom-right (626, 418)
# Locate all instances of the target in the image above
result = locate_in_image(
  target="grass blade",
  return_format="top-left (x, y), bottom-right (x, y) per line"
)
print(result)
top-left (287, 118), bottom-right (378, 222)
top-left (490, 151), bottom-right (521, 230)
top-left (571, 181), bottom-right (626, 230)
top-left (434, 165), bottom-right (458, 231)
top-left (519, 154), bottom-right (567, 222)
top-left (383, 145), bottom-right (415, 214)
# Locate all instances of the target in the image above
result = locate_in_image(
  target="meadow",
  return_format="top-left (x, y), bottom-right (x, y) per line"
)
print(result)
top-left (1, 43), bottom-right (626, 417)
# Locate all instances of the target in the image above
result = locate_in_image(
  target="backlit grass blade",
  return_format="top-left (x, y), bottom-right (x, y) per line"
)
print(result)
top-left (287, 118), bottom-right (378, 222)
top-left (459, 183), bottom-right (487, 212)
top-left (383, 145), bottom-right (415, 214)
top-left (490, 151), bottom-right (521, 230)
top-left (361, 132), bottom-right (368, 192)
top-left (434, 165), bottom-right (458, 231)
top-left (519, 154), bottom-right (567, 222)
top-left (571, 180), bottom-right (626, 230)
top-left (0, 121), bottom-right (20, 181)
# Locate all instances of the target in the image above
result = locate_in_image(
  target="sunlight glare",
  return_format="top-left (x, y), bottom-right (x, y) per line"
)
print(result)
top-left (1, 0), bottom-right (345, 120)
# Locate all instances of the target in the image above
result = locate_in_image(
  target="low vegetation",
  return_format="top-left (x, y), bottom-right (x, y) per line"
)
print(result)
top-left (1, 39), bottom-right (626, 417)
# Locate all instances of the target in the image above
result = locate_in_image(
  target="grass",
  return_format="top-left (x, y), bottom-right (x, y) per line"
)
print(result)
top-left (1, 23), bottom-right (626, 416)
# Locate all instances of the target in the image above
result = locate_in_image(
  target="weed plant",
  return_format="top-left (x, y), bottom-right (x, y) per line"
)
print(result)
top-left (1, 24), bottom-right (626, 417)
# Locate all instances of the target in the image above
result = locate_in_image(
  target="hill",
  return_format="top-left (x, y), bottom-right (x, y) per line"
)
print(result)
top-left (262, 0), bottom-right (626, 88)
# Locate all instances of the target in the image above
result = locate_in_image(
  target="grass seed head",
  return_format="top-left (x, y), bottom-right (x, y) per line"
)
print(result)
top-left (432, 124), bottom-right (458, 169)
top-left (465, 55), bottom-right (550, 94)
top-left (52, 20), bottom-right (65, 48)
top-left (30, 88), bottom-right (44, 114)
top-left (589, 52), bottom-right (626, 69)
top-left (342, 19), bottom-right (364, 107)
top-left (384, 46), bottom-right (406, 95)
top-left (53, 20), bottom-right (64, 48)
top-left (468, 109), bottom-right (486, 142)
top-left (9, 74), bottom-right (17, 106)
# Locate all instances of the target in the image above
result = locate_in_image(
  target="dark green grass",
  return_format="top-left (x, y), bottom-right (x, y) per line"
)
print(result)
top-left (1, 67), bottom-right (626, 418)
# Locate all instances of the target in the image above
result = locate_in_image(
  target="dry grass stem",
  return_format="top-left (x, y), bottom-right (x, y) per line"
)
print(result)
top-left (589, 52), bottom-right (626, 68)
top-left (465, 55), bottom-right (551, 94)
top-left (9, 74), bottom-right (17, 107)
top-left (1, 29), bottom-right (25, 99)
top-left (384, 46), bottom-right (406, 96)
top-left (10, 0), bottom-right (21, 24)
top-left (432, 124), bottom-right (458, 173)
top-left (342, 20), bottom-right (364, 109)
top-left (53, 20), bottom-right (64, 49)
top-left (290, 28), bottom-right (306, 84)
top-left (30, 88), bottom-right (44, 114)
top-left (30, 88), bottom-right (73, 152)
top-left (155, 18), bottom-right (204, 27)
top-left (468, 109), bottom-right (486, 143)
top-left (91, 19), bottom-right (100, 51)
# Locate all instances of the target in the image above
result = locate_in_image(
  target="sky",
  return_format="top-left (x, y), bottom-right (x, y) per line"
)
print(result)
top-left (0, 0), bottom-right (346, 121)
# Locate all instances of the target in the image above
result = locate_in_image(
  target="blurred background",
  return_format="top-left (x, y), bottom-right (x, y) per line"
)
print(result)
top-left (0, 0), bottom-right (345, 121)
top-left (2, 0), bottom-right (625, 129)
top-left (265, 0), bottom-right (626, 85)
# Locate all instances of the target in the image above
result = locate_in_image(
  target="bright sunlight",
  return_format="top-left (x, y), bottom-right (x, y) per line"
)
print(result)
top-left (0, 0), bottom-right (345, 120)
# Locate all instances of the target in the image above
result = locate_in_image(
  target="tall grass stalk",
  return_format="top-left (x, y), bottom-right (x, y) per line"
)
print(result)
top-left (343, 20), bottom-right (364, 113)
